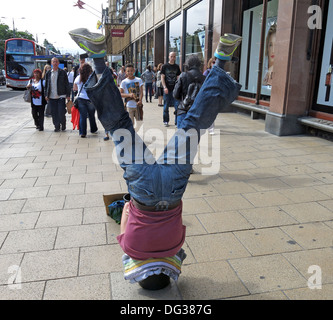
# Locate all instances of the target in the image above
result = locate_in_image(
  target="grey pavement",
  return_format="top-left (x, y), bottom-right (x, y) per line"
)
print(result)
top-left (0, 93), bottom-right (333, 300)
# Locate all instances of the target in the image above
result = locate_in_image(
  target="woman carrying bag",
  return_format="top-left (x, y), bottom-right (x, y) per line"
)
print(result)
top-left (26, 68), bottom-right (46, 131)
top-left (73, 63), bottom-right (98, 138)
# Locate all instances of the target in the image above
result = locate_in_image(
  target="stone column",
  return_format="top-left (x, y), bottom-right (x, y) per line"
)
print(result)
top-left (265, 0), bottom-right (313, 136)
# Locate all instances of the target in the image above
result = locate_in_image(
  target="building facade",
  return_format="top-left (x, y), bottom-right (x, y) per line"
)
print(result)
top-left (106, 0), bottom-right (333, 137)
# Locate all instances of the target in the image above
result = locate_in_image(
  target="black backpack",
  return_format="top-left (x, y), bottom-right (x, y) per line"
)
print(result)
top-left (183, 77), bottom-right (202, 109)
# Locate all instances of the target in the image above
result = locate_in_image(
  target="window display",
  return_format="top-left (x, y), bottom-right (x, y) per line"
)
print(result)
top-left (316, 0), bottom-right (333, 108)
top-left (239, 0), bottom-right (279, 97)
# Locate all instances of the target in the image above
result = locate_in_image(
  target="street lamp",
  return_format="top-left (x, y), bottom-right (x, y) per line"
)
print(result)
top-left (36, 33), bottom-right (45, 44)
top-left (0, 17), bottom-right (26, 37)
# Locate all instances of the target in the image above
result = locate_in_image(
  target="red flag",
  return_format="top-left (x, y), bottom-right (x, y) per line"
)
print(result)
top-left (74, 0), bottom-right (85, 9)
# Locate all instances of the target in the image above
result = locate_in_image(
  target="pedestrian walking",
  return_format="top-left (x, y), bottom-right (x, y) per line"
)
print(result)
top-left (44, 57), bottom-right (71, 132)
top-left (68, 67), bottom-right (75, 101)
top-left (73, 63), bottom-right (98, 138)
top-left (42, 64), bottom-right (52, 117)
top-left (161, 52), bottom-right (181, 127)
top-left (155, 63), bottom-right (164, 107)
top-left (173, 55), bottom-right (206, 129)
top-left (141, 65), bottom-right (155, 103)
top-left (117, 65), bottom-right (126, 87)
top-left (120, 63), bottom-right (144, 128)
top-left (27, 68), bottom-right (46, 131)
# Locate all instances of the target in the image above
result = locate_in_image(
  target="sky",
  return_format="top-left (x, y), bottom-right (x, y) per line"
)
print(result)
top-left (0, 0), bottom-right (108, 55)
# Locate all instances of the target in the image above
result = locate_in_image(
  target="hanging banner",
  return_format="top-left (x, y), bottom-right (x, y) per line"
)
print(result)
top-left (197, 31), bottom-right (206, 58)
top-left (97, 20), bottom-right (103, 30)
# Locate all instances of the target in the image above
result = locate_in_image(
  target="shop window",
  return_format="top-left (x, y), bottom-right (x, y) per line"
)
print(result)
top-left (239, 0), bottom-right (279, 99)
top-left (147, 31), bottom-right (154, 67)
top-left (135, 40), bottom-right (141, 72)
top-left (185, 0), bottom-right (208, 62)
top-left (168, 14), bottom-right (182, 65)
top-left (125, 44), bottom-right (133, 65)
top-left (142, 36), bottom-right (147, 71)
top-left (315, 0), bottom-right (333, 111)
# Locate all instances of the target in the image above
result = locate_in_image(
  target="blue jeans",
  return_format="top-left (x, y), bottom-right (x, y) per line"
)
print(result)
top-left (49, 98), bottom-right (66, 130)
top-left (85, 65), bottom-right (241, 208)
top-left (77, 98), bottom-right (98, 135)
top-left (177, 113), bottom-right (187, 129)
top-left (163, 91), bottom-right (179, 124)
top-left (145, 82), bottom-right (153, 102)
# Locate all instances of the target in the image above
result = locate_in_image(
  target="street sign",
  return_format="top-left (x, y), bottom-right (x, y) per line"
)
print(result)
top-left (111, 29), bottom-right (125, 37)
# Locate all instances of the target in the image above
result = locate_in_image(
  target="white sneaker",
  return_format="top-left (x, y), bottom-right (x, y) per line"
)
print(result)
top-left (214, 34), bottom-right (242, 61)
top-left (164, 122), bottom-right (169, 127)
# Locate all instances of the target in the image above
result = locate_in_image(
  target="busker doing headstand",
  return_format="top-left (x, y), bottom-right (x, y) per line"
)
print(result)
top-left (69, 28), bottom-right (242, 288)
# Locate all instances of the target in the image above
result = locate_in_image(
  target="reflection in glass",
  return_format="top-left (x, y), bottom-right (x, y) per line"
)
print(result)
top-left (185, 0), bottom-right (208, 61)
top-left (168, 14), bottom-right (182, 65)
top-left (147, 31), bottom-right (154, 68)
top-left (135, 40), bottom-right (141, 72)
top-left (142, 36), bottom-right (147, 71)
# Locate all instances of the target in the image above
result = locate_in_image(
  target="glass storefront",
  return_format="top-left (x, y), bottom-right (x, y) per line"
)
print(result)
top-left (124, 44), bottom-right (133, 66)
top-left (239, 0), bottom-right (279, 98)
top-left (315, 0), bottom-right (333, 110)
top-left (168, 14), bottom-right (182, 65)
top-left (142, 36), bottom-right (147, 71)
top-left (135, 39), bottom-right (141, 72)
top-left (147, 31), bottom-right (154, 68)
top-left (184, 0), bottom-right (208, 62)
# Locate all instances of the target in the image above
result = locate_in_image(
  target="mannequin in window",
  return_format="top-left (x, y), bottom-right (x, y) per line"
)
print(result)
top-left (263, 24), bottom-right (277, 87)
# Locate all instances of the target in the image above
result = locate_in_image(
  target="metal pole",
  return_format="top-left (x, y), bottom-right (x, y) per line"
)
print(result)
top-left (12, 18), bottom-right (15, 37)
top-left (255, 0), bottom-right (268, 105)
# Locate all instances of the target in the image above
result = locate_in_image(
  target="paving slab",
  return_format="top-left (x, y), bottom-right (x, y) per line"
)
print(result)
top-left (0, 95), bottom-right (332, 300)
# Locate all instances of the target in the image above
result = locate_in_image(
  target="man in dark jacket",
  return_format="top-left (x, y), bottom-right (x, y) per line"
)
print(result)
top-left (173, 55), bottom-right (206, 129)
top-left (45, 57), bottom-right (71, 132)
top-left (161, 52), bottom-right (181, 127)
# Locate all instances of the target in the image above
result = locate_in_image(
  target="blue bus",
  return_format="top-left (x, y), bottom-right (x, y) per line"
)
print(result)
top-left (4, 38), bottom-right (46, 89)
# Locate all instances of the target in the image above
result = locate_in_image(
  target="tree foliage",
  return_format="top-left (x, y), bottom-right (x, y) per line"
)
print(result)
top-left (0, 22), bottom-right (58, 69)
top-left (43, 39), bottom-right (60, 54)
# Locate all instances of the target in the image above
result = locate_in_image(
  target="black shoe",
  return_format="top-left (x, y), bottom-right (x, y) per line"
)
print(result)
top-left (81, 135), bottom-right (86, 138)
top-left (39, 128), bottom-right (44, 132)
top-left (54, 128), bottom-right (60, 132)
